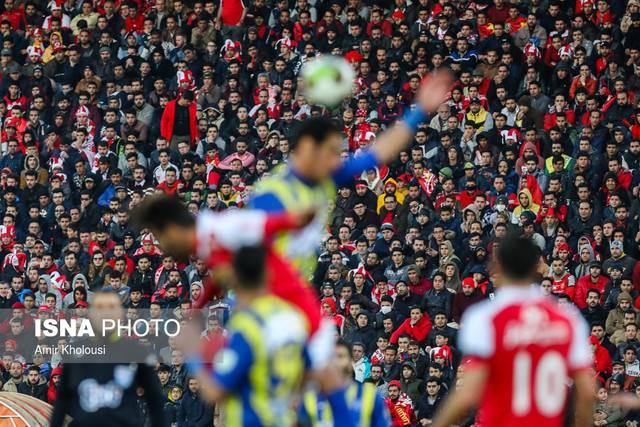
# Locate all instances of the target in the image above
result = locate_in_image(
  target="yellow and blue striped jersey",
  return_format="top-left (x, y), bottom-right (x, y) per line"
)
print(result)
top-left (249, 151), bottom-right (379, 277)
top-left (299, 381), bottom-right (390, 427)
top-left (213, 294), bottom-right (310, 427)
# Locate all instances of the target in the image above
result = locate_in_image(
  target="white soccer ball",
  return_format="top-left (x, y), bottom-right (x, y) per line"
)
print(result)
top-left (301, 56), bottom-right (355, 108)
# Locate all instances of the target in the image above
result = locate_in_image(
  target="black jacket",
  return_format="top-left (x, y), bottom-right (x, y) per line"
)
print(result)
top-left (177, 389), bottom-right (214, 427)
top-left (17, 381), bottom-right (47, 401)
top-left (49, 344), bottom-right (167, 427)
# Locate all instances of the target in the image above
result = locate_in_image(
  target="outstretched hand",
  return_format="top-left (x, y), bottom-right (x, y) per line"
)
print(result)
top-left (416, 71), bottom-right (453, 113)
top-left (609, 393), bottom-right (640, 409)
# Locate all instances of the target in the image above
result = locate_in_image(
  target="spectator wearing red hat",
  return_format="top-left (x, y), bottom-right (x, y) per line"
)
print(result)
top-left (452, 278), bottom-right (484, 323)
top-left (386, 380), bottom-right (416, 426)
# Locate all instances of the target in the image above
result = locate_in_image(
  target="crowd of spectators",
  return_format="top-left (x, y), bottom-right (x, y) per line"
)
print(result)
top-left (0, 0), bottom-right (639, 425)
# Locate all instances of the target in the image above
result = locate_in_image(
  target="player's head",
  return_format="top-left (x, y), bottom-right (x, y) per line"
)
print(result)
top-left (132, 195), bottom-right (195, 260)
top-left (290, 117), bottom-right (342, 181)
top-left (231, 245), bottom-right (267, 292)
top-left (495, 234), bottom-right (541, 284)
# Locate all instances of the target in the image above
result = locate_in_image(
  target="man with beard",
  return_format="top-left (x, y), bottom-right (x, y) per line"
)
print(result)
top-left (574, 261), bottom-right (609, 309)
top-left (385, 380), bottom-right (416, 426)
top-left (17, 365), bottom-right (48, 401)
top-left (581, 289), bottom-right (608, 325)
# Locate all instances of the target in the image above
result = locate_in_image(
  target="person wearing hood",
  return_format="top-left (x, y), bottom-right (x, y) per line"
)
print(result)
top-left (163, 383), bottom-right (183, 426)
top-left (574, 244), bottom-right (596, 279)
top-left (437, 240), bottom-right (461, 272)
top-left (34, 275), bottom-right (62, 309)
top-left (19, 154), bottom-right (48, 187)
top-left (62, 273), bottom-right (93, 308)
top-left (512, 188), bottom-right (540, 221)
top-left (47, 367), bottom-right (62, 404)
top-left (378, 194), bottom-right (407, 233)
top-left (441, 262), bottom-right (462, 293)
top-left (376, 178), bottom-right (406, 213)
top-left (399, 361), bottom-right (423, 405)
top-left (592, 333), bottom-right (614, 376)
top-left (606, 291), bottom-right (636, 336)
top-left (321, 297), bottom-right (345, 332)
top-left (85, 250), bottom-right (113, 290)
top-left (360, 167), bottom-right (385, 195)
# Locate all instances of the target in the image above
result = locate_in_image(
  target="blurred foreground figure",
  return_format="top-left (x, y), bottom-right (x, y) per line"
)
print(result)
top-left (133, 195), bottom-right (331, 366)
top-left (49, 291), bottom-right (167, 427)
top-left (179, 245), bottom-right (354, 427)
top-left (298, 339), bottom-right (390, 427)
top-left (432, 236), bottom-right (594, 427)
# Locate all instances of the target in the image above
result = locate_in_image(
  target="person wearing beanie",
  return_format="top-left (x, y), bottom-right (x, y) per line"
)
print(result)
top-left (386, 379), bottom-right (416, 426)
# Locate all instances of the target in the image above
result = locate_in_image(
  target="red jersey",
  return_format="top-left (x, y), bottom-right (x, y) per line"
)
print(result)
top-left (194, 210), bottom-right (321, 334)
top-left (459, 286), bottom-right (591, 427)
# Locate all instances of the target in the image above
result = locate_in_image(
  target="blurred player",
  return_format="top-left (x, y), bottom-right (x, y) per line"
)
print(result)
top-left (431, 236), bottom-right (593, 427)
top-left (49, 291), bottom-right (167, 427)
top-left (182, 245), bottom-right (353, 426)
top-left (299, 339), bottom-right (390, 427)
top-left (250, 72), bottom-right (452, 277)
top-left (133, 195), bottom-right (332, 366)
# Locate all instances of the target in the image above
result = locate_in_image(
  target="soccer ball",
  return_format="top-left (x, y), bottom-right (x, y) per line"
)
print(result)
top-left (301, 56), bottom-right (355, 108)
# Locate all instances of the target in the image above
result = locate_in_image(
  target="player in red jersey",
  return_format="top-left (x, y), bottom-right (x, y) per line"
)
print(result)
top-left (133, 195), bottom-right (332, 366)
top-left (432, 236), bottom-right (594, 427)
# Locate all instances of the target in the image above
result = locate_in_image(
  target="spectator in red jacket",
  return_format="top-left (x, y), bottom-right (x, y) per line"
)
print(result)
top-left (390, 306), bottom-right (432, 345)
top-left (574, 261), bottom-right (609, 309)
top-left (590, 335), bottom-right (613, 377)
top-left (160, 90), bottom-right (198, 150)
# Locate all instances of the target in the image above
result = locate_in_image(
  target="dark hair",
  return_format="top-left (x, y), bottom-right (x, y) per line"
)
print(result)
top-left (291, 117), bottom-right (340, 150)
top-left (496, 235), bottom-right (541, 280)
top-left (132, 195), bottom-right (195, 231)
top-left (232, 245), bottom-right (266, 289)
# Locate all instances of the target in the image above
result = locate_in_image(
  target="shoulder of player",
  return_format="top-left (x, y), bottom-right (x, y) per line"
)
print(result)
top-left (459, 297), bottom-right (499, 327)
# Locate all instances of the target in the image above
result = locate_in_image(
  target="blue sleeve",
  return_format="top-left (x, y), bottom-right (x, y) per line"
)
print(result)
top-left (326, 388), bottom-right (356, 427)
top-left (97, 186), bottom-right (114, 207)
top-left (212, 332), bottom-right (254, 392)
top-left (371, 393), bottom-right (391, 427)
top-left (332, 151), bottom-right (379, 187)
top-left (248, 192), bottom-right (286, 213)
